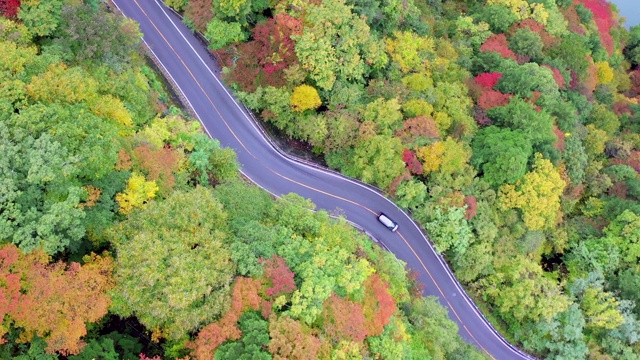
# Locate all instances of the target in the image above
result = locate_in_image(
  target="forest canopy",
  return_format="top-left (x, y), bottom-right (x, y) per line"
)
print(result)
top-left (2, 0), bottom-right (640, 359)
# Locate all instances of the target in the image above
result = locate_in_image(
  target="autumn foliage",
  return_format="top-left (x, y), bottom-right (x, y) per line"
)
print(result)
top-left (463, 195), bottom-right (478, 220)
top-left (474, 72), bottom-right (503, 89)
top-left (395, 116), bottom-right (441, 143)
top-left (480, 34), bottom-right (516, 60)
top-left (132, 145), bottom-right (181, 196)
top-left (478, 90), bottom-right (513, 110)
top-left (362, 274), bottom-right (396, 337)
top-left (543, 65), bottom-right (565, 89)
top-left (0, 245), bottom-right (114, 355)
top-left (192, 277), bottom-right (263, 358)
top-left (0, 0), bottom-right (19, 18)
top-left (220, 14), bottom-right (301, 92)
top-left (402, 149), bottom-right (424, 175)
top-left (509, 19), bottom-right (558, 50)
top-left (321, 293), bottom-right (367, 343)
top-left (184, 0), bottom-right (214, 33)
top-left (290, 85), bottom-right (322, 112)
top-left (268, 316), bottom-right (322, 360)
top-left (575, 0), bottom-right (614, 54)
top-left (261, 255), bottom-right (296, 298)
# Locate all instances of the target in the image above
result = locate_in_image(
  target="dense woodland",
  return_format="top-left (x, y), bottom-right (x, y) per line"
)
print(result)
top-left (164, 0), bottom-right (640, 358)
top-left (0, 0), bottom-right (488, 359)
top-left (1, 0), bottom-right (640, 359)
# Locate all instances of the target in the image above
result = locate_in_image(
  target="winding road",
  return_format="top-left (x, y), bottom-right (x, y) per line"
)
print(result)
top-left (111, 0), bottom-right (535, 359)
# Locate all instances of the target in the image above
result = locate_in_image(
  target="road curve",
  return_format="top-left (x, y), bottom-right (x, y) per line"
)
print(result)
top-left (111, 0), bottom-right (535, 358)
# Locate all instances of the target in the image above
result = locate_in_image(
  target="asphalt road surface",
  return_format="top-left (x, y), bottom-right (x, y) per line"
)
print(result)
top-left (111, 1), bottom-right (536, 358)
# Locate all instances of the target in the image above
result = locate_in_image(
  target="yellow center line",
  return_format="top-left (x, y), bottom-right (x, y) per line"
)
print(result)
top-left (131, 0), bottom-right (378, 212)
top-left (132, 0), bottom-right (254, 158)
top-left (397, 231), bottom-right (496, 359)
top-left (268, 168), bottom-right (377, 214)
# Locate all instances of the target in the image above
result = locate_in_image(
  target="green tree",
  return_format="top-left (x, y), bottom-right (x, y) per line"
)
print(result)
top-left (9, 336), bottom-right (59, 360)
top-left (587, 104), bottom-right (620, 135)
top-left (488, 97), bottom-right (555, 149)
top-left (0, 125), bottom-right (86, 255)
top-left (517, 305), bottom-right (589, 359)
top-left (496, 62), bottom-right (559, 99)
top-left (360, 98), bottom-right (403, 135)
top-left (342, 135), bottom-right (406, 189)
top-left (188, 133), bottom-right (239, 186)
top-left (293, 0), bottom-right (386, 90)
top-left (68, 338), bottom-right (118, 360)
top-left (108, 187), bottom-right (235, 340)
top-left (569, 274), bottom-right (625, 332)
top-left (17, 0), bottom-right (64, 37)
top-left (563, 135), bottom-right (588, 185)
top-left (508, 28), bottom-right (544, 61)
top-left (385, 30), bottom-right (435, 73)
top-left (395, 180), bottom-right (427, 210)
top-left (624, 25), bottom-right (640, 66)
top-left (480, 256), bottom-right (571, 324)
top-left (423, 206), bottom-right (473, 255)
top-left (548, 32), bottom-right (590, 77)
top-left (406, 297), bottom-right (467, 359)
top-left (471, 126), bottom-right (533, 187)
top-left (51, 4), bottom-right (142, 70)
top-left (438, 137), bottom-right (472, 176)
top-left (473, 4), bottom-right (518, 33)
top-left (215, 312), bottom-right (271, 360)
top-left (205, 18), bottom-right (247, 50)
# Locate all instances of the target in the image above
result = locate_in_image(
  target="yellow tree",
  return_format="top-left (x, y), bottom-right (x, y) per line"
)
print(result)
top-left (499, 153), bottom-right (566, 231)
top-left (115, 173), bottom-right (159, 215)
top-left (416, 141), bottom-right (444, 174)
top-left (486, 0), bottom-right (549, 25)
top-left (290, 84), bottom-right (321, 112)
top-left (595, 61), bottom-right (614, 85)
top-left (581, 287), bottom-right (624, 331)
top-left (385, 31), bottom-right (435, 74)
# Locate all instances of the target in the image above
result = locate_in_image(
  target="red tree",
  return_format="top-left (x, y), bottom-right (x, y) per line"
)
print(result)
top-left (562, 5), bottom-right (586, 35)
top-left (575, 0), bottom-right (614, 54)
top-left (191, 277), bottom-right (262, 358)
top-left (463, 195), bottom-right (478, 220)
top-left (402, 149), bottom-right (423, 175)
top-left (0, 245), bottom-right (114, 355)
top-left (395, 115), bottom-right (440, 144)
top-left (321, 293), bottom-right (367, 342)
top-left (543, 65), bottom-right (565, 89)
top-left (629, 70), bottom-right (640, 97)
top-left (261, 255), bottom-right (296, 297)
top-left (220, 14), bottom-right (300, 92)
top-left (478, 90), bottom-right (512, 110)
top-left (0, 0), bottom-right (20, 19)
top-left (553, 125), bottom-right (565, 151)
top-left (474, 72), bottom-right (503, 89)
top-left (268, 316), bottom-right (322, 360)
top-left (611, 151), bottom-right (640, 174)
top-left (362, 274), bottom-right (396, 337)
top-left (480, 34), bottom-right (516, 60)
top-left (613, 101), bottom-right (632, 117)
top-left (474, 106), bottom-right (493, 126)
top-left (184, 0), bottom-right (213, 33)
top-left (132, 145), bottom-right (180, 196)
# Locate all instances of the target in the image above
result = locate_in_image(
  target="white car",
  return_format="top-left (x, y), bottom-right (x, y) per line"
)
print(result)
top-left (377, 213), bottom-right (399, 232)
